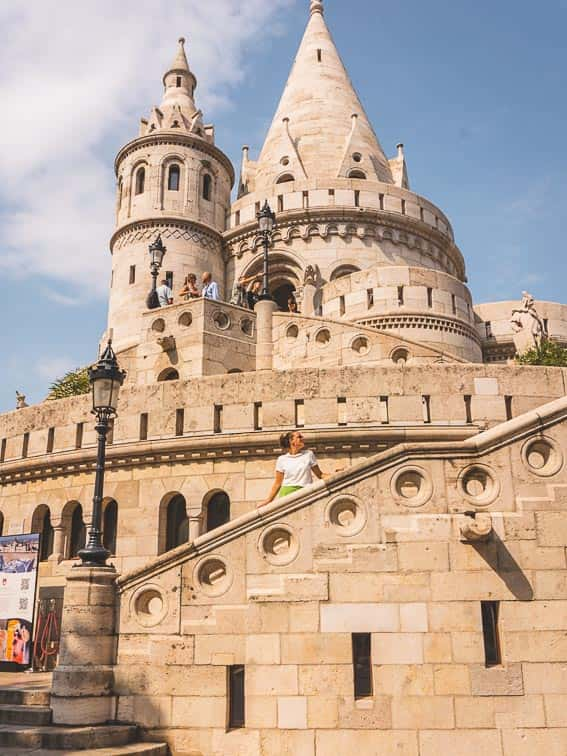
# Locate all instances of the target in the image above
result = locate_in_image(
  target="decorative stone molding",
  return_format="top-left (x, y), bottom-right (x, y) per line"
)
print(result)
top-left (325, 495), bottom-right (367, 537)
top-left (258, 524), bottom-right (299, 566)
top-left (459, 512), bottom-right (493, 542)
top-left (111, 217), bottom-right (220, 252)
top-left (130, 584), bottom-right (169, 628)
top-left (521, 436), bottom-right (564, 477)
top-left (357, 313), bottom-right (482, 346)
top-left (194, 556), bottom-right (232, 597)
top-left (391, 465), bottom-right (434, 508)
top-left (458, 464), bottom-right (500, 507)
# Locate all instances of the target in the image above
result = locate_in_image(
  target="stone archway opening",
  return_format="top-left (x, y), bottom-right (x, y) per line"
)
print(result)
top-left (242, 251), bottom-right (301, 312)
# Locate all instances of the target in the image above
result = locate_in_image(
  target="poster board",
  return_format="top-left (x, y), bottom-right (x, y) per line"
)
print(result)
top-left (0, 533), bottom-right (40, 670)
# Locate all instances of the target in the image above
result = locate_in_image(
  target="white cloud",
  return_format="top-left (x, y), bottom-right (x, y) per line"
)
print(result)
top-left (36, 356), bottom-right (77, 382)
top-left (0, 0), bottom-right (295, 299)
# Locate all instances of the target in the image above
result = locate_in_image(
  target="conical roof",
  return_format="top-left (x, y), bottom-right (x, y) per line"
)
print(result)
top-left (253, 0), bottom-right (393, 191)
top-left (163, 37), bottom-right (192, 81)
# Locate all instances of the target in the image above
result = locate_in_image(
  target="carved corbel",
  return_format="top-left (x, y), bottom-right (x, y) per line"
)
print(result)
top-left (157, 335), bottom-right (176, 353)
top-left (459, 511), bottom-right (493, 543)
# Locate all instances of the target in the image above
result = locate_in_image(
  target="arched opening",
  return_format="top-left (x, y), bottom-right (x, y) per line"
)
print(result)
top-left (135, 167), bottom-right (146, 195)
top-left (168, 164), bottom-right (180, 192)
top-left (157, 368), bottom-right (180, 382)
top-left (276, 173), bottom-right (295, 184)
top-left (162, 494), bottom-right (188, 553)
top-left (228, 368), bottom-right (242, 374)
top-left (205, 491), bottom-right (230, 533)
top-left (330, 265), bottom-right (360, 281)
top-left (102, 499), bottom-right (118, 555)
top-left (273, 282), bottom-right (297, 312)
top-left (117, 177), bottom-right (123, 210)
top-left (202, 173), bottom-right (212, 201)
top-left (69, 503), bottom-right (86, 559)
top-left (31, 505), bottom-right (54, 562)
top-left (348, 169), bottom-right (366, 179)
top-left (242, 252), bottom-right (302, 312)
top-left (0, 511), bottom-right (4, 536)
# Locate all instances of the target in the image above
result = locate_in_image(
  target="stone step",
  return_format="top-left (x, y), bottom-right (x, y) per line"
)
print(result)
top-left (0, 724), bottom-right (137, 750)
top-left (0, 689), bottom-right (51, 707)
top-left (0, 705), bottom-right (52, 726)
top-left (0, 742), bottom-right (168, 755)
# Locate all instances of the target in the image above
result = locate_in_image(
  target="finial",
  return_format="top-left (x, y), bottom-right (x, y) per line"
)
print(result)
top-left (178, 37), bottom-right (186, 46)
top-left (310, 0), bottom-right (324, 16)
top-left (397, 143), bottom-right (405, 158)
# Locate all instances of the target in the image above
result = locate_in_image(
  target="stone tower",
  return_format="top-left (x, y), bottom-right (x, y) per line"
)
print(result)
top-left (108, 38), bottom-right (234, 350)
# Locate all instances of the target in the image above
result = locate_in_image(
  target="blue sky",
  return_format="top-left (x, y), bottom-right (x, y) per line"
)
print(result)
top-left (0, 0), bottom-right (565, 413)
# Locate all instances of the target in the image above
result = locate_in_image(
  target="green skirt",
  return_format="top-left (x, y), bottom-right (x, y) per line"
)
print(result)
top-left (278, 485), bottom-right (303, 498)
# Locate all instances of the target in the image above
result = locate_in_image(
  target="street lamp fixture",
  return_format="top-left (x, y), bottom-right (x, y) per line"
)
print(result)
top-left (257, 200), bottom-right (276, 301)
top-left (148, 234), bottom-right (167, 292)
top-left (77, 340), bottom-right (126, 568)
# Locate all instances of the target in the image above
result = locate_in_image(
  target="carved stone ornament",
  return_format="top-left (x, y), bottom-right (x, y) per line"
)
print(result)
top-left (16, 391), bottom-right (28, 410)
top-left (510, 291), bottom-right (548, 353)
top-left (459, 512), bottom-right (493, 542)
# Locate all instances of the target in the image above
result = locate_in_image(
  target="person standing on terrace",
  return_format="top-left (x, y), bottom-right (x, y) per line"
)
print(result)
top-left (202, 271), bottom-right (220, 301)
top-left (260, 431), bottom-right (326, 505)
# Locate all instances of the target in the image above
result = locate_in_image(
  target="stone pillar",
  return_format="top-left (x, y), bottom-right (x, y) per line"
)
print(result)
top-left (302, 283), bottom-right (316, 316)
top-left (255, 299), bottom-right (277, 371)
top-left (48, 523), bottom-right (66, 565)
top-left (51, 567), bottom-right (118, 725)
top-left (188, 513), bottom-right (203, 541)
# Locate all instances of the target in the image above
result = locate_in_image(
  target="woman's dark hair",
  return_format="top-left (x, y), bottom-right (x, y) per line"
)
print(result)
top-left (280, 432), bottom-right (294, 451)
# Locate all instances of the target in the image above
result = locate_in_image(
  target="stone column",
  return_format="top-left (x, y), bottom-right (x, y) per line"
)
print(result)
top-left (255, 299), bottom-right (277, 371)
top-left (188, 513), bottom-right (203, 541)
top-left (51, 566), bottom-right (118, 725)
top-left (302, 283), bottom-right (316, 316)
top-left (48, 523), bottom-right (66, 565)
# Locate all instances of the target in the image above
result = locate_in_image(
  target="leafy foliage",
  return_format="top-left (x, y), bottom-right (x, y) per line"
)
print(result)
top-left (47, 367), bottom-right (90, 400)
top-left (516, 340), bottom-right (567, 367)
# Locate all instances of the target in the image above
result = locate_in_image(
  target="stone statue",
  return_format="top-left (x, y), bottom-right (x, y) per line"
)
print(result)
top-left (304, 265), bottom-right (317, 287)
top-left (16, 391), bottom-right (28, 410)
top-left (510, 292), bottom-right (548, 354)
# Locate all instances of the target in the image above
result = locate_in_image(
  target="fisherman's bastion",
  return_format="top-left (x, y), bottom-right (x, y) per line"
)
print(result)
top-left (0, 1), bottom-right (567, 754)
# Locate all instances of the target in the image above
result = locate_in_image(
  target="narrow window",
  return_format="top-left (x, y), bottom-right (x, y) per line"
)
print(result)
top-left (206, 492), bottom-right (230, 532)
top-left (505, 396), bottom-right (513, 421)
top-left (139, 413), bottom-right (148, 441)
top-left (235, 210), bottom-right (241, 226)
top-left (354, 189), bottom-right (360, 207)
top-left (338, 397), bottom-right (347, 427)
top-left (295, 399), bottom-right (305, 429)
top-left (214, 405), bottom-right (223, 434)
top-left (340, 295), bottom-right (346, 316)
top-left (135, 167), bottom-right (145, 195)
top-left (22, 433), bottom-right (29, 459)
top-left (464, 395), bottom-right (473, 424)
top-left (352, 633), bottom-right (372, 699)
top-left (278, 194), bottom-right (284, 213)
top-left (451, 294), bottom-right (457, 315)
top-left (255, 201), bottom-right (261, 216)
top-left (129, 265), bottom-right (136, 285)
top-left (202, 173), bottom-right (212, 201)
top-left (427, 287), bottom-right (433, 308)
top-left (379, 193), bottom-right (384, 210)
top-left (401, 199), bottom-right (406, 215)
top-left (0, 439), bottom-right (6, 463)
top-left (317, 48), bottom-right (322, 62)
top-left (176, 75), bottom-right (182, 87)
top-left (485, 321), bottom-right (493, 339)
top-left (397, 286), bottom-right (404, 306)
top-left (422, 395), bottom-right (431, 424)
top-left (75, 422), bottom-right (84, 450)
top-left (435, 215), bottom-right (439, 228)
top-left (110, 270), bottom-right (114, 288)
top-left (46, 427), bottom-right (55, 454)
top-left (328, 189), bottom-right (335, 198)
top-left (367, 289), bottom-right (374, 309)
top-left (102, 500), bottom-right (118, 555)
top-left (303, 191), bottom-right (309, 209)
top-left (168, 164), bottom-right (180, 191)
top-left (69, 504), bottom-right (86, 558)
top-left (107, 418), bottom-right (115, 445)
top-left (543, 318), bottom-right (549, 334)
top-left (481, 601), bottom-right (501, 667)
top-left (420, 207), bottom-right (425, 222)
top-left (254, 402), bottom-right (263, 431)
top-left (379, 396), bottom-right (389, 424)
top-left (166, 271), bottom-right (174, 289)
top-left (228, 665), bottom-right (245, 729)
top-left (175, 409), bottom-right (184, 437)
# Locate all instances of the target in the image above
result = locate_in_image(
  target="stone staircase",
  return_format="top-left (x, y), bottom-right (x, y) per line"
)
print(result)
top-left (0, 687), bottom-right (168, 755)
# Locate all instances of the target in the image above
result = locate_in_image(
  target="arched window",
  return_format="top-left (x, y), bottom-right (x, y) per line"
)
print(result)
top-left (69, 503), bottom-right (86, 559)
top-left (157, 368), bottom-right (179, 382)
top-left (330, 265), bottom-right (360, 281)
top-left (135, 167), bottom-right (146, 195)
top-left (102, 499), bottom-right (118, 555)
top-left (31, 505), bottom-right (54, 562)
top-left (0, 511), bottom-right (3, 536)
top-left (205, 491), bottom-right (230, 533)
top-left (168, 164), bottom-right (180, 192)
top-left (348, 169), bottom-right (366, 179)
top-left (276, 173), bottom-right (295, 184)
top-left (118, 177), bottom-right (123, 209)
top-left (166, 494), bottom-right (188, 552)
top-left (202, 173), bottom-right (212, 201)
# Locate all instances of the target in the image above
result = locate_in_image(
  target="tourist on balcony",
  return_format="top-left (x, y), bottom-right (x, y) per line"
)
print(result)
top-left (288, 295), bottom-right (299, 313)
top-left (202, 272), bottom-right (220, 301)
top-left (260, 431), bottom-right (325, 505)
top-left (179, 273), bottom-right (200, 300)
top-left (156, 279), bottom-right (173, 307)
top-left (246, 279), bottom-right (262, 310)
top-left (230, 274), bottom-right (257, 308)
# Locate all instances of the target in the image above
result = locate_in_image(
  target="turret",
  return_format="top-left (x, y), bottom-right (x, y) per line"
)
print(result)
top-left (108, 38), bottom-right (234, 351)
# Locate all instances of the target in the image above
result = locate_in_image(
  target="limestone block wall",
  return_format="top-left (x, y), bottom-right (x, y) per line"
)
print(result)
top-left (112, 397), bottom-right (567, 756)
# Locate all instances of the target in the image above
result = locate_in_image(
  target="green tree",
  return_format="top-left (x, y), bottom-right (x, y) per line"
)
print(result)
top-left (516, 340), bottom-right (567, 367)
top-left (47, 367), bottom-right (90, 400)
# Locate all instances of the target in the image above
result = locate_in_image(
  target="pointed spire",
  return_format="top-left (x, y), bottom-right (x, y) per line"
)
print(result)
top-left (252, 1), bottom-right (393, 191)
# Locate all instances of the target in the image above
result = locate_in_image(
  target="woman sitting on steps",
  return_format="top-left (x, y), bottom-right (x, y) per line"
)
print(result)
top-left (260, 431), bottom-right (326, 506)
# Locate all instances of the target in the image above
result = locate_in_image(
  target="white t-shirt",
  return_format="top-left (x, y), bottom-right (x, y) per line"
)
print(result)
top-left (157, 284), bottom-right (173, 307)
top-left (276, 450), bottom-right (318, 487)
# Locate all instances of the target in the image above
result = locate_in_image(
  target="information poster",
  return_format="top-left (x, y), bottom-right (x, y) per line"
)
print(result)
top-left (0, 533), bottom-right (39, 669)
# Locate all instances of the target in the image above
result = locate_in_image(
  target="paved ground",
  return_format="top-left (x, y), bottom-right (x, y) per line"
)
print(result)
top-left (0, 672), bottom-right (52, 690)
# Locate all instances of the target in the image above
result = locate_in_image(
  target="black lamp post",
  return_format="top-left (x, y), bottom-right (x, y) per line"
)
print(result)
top-left (257, 200), bottom-right (276, 301)
top-left (77, 341), bottom-right (126, 568)
top-left (148, 234), bottom-right (167, 292)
